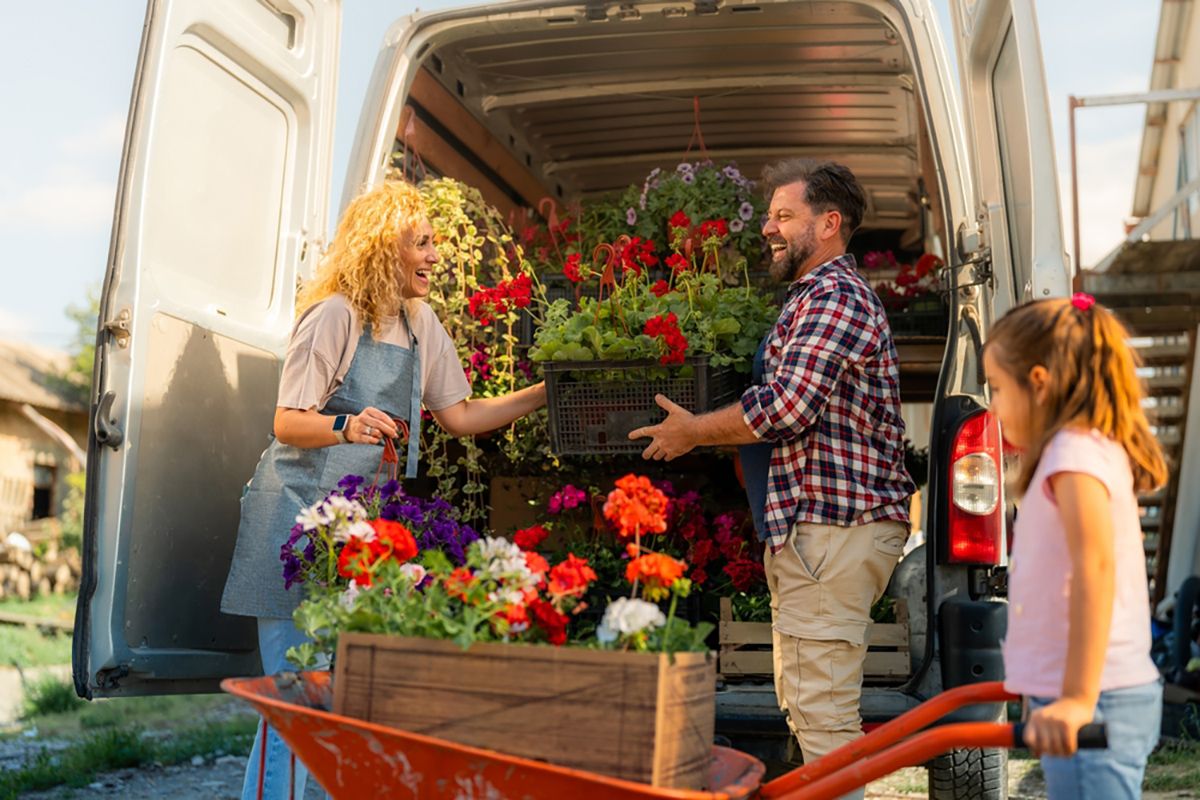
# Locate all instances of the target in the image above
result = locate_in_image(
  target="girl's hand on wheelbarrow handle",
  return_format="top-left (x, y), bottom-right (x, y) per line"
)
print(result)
top-left (1010, 722), bottom-right (1107, 750)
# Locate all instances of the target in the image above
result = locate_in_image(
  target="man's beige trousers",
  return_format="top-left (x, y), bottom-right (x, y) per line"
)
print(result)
top-left (763, 520), bottom-right (908, 794)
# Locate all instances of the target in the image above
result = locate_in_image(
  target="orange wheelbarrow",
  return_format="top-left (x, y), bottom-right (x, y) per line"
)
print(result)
top-left (222, 673), bottom-right (1106, 799)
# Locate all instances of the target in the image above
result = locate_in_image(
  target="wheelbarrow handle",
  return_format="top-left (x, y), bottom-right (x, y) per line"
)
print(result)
top-left (1010, 722), bottom-right (1108, 750)
top-left (766, 722), bottom-right (1109, 800)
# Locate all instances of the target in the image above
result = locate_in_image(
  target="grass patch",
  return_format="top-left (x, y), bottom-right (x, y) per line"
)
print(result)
top-left (0, 593), bottom-right (78, 623)
top-left (0, 715), bottom-right (258, 800)
top-left (21, 674), bottom-right (86, 718)
top-left (26, 690), bottom-right (251, 738)
top-left (1145, 738), bottom-right (1200, 792)
top-left (0, 726), bottom-right (153, 799)
top-left (0, 625), bottom-right (72, 669)
top-left (0, 594), bottom-right (77, 669)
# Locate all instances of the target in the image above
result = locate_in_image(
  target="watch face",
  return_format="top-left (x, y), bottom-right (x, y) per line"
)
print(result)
top-left (333, 415), bottom-right (348, 432)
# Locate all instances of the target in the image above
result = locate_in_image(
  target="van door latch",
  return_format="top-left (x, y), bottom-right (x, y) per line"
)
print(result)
top-left (102, 309), bottom-right (132, 348)
top-left (94, 391), bottom-right (124, 450)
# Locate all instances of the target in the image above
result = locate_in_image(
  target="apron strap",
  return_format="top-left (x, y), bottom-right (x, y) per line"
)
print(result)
top-left (401, 307), bottom-right (422, 480)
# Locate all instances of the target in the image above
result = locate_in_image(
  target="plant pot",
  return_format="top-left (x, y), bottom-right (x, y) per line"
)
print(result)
top-left (333, 633), bottom-right (716, 789)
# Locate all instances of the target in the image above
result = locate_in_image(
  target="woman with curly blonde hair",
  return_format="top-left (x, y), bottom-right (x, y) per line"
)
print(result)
top-left (221, 181), bottom-right (545, 800)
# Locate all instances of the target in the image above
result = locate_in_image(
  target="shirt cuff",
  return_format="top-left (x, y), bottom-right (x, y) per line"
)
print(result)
top-left (740, 388), bottom-right (775, 441)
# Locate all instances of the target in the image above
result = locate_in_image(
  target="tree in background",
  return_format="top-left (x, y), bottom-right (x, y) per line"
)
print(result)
top-left (50, 286), bottom-right (100, 408)
top-left (54, 286), bottom-right (99, 550)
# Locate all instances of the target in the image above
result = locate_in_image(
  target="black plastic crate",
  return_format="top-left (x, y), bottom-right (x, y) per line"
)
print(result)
top-left (544, 356), bottom-right (747, 456)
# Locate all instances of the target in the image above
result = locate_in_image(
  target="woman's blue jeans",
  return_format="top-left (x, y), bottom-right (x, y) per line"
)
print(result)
top-left (239, 617), bottom-right (316, 800)
top-left (1030, 679), bottom-right (1163, 799)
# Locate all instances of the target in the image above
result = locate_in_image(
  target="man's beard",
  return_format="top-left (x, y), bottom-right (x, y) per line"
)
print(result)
top-left (767, 222), bottom-right (816, 282)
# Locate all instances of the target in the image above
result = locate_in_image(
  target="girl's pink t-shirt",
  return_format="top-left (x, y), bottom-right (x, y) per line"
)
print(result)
top-left (1003, 427), bottom-right (1160, 698)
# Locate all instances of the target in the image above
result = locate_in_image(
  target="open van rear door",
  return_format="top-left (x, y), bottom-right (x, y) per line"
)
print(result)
top-left (949, 0), bottom-right (1071, 307)
top-left (75, 0), bottom-right (340, 697)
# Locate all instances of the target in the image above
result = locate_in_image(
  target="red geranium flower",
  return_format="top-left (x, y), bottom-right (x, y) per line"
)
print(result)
top-left (547, 554), bottom-right (597, 603)
top-left (698, 219), bottom-right (729, 240)
top-left (513, 524), bottom-right (550, 551)
top-left (644, 312), bottom-right (688, 365)
top-left (369, 518), bottom-right (418, 564)
top-left (668, 210), bottom-right (692, 230)
top-left (564, 252), bottom-right (583, 283)
top-left (650, 279), bottom-right (670, 297)
top-left (723, 558), bottom-right (766, 592)
top-left (666, 253), bottom-right (689, 274)
top-left (529, 598), bottom-right (569, 645)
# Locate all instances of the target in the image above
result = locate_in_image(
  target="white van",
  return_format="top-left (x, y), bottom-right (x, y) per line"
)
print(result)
top-left (76, 1), bottom-right (1070, 797)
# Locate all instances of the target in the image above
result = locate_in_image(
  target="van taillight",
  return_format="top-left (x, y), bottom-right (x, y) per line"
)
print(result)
top-left (947, 410), bottom-right (1003, 564)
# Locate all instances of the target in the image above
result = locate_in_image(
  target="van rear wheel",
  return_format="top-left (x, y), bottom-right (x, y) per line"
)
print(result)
top-left (928, 747), bottom-right (1007, 799)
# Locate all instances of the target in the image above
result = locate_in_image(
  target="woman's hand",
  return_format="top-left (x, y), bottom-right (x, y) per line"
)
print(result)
top-left (347, 407), bottom-right (399, 444)
top-left (1023, 697), bottom-right (1095, 757)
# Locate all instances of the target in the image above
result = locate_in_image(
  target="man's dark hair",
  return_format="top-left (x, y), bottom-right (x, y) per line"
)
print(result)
top-left (761, 159), bottom-right (866, 242)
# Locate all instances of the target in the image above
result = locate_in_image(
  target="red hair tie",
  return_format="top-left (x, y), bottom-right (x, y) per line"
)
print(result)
top-left (1071, 292), bottom-right (1095, 311)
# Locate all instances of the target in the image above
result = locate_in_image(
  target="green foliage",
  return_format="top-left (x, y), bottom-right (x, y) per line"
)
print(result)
top-left (1145, 738), bottom-right (1200, 791)
top-left (589, 161), bottom-right (767, 267)
top-left (59, 470), bottom-right (86, 550)
top-left (20, 674), bottom-right (85, 718)
top-left (47, 285), bottom-right (100, 407)
top-left (0, 712), bottom-right (258, 800)
top-left (0, 625), bottom-right (72, 669)
top-left (416, 175), bottom-right (551, 504)
top-left (530, 271), bottom-right (775, 371)
top-left (0, 727), bottom-right (152, 798)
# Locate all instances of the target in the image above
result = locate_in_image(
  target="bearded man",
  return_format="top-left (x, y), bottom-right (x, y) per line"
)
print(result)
top-left (631, 159), bottom-right (914, 794)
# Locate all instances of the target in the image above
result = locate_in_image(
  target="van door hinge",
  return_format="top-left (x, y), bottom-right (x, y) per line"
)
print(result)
top-left (102, 309), bottom-right (132, 348)
top-left (957, 220), bottom-right (984, 257)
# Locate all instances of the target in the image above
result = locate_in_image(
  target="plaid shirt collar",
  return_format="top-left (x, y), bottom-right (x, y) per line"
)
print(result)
top-left (785, 253), bottom-right (857, 298)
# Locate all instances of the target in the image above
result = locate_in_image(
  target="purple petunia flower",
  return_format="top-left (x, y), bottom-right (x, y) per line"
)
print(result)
top-left (730, 219), bottom-right (744, 233)
top-left (626, 207), bottom-right (637, 225)
top-left (681, 172), bottom-right (695, 185)
top-left (723, 165), bottom-right (742, 181)
top-left (738, 201), bottom-right (755, 221)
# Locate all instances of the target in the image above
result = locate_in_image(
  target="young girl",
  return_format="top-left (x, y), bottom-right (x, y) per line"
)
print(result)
top-left (983, 293), bottom-right (1166, 798)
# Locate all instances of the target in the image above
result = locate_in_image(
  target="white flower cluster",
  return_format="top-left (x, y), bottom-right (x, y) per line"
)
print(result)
top-left (596, 598), bottom-right (666, 643)
top-left (295, 495), bottom-right (372, 543)
top-left (474, 537), bottom-right (537, 607)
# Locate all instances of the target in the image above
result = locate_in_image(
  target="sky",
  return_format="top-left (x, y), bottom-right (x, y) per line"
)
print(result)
top-left (0, 1), bottom-right (1161, 351)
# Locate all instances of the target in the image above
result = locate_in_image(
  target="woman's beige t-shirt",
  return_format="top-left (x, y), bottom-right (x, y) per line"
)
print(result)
top-left (277, 294), bottom-right (471, 413)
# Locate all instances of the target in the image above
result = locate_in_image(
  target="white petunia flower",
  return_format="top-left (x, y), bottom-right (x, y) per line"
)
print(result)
top-left (597, 598), bottom-right (666, 643)
top-left (334, 519), bottom-right (376, 544)
top-left (399, 563), bottom-right (427, 586)
top-left (339, 582), bottom-right (362, 609)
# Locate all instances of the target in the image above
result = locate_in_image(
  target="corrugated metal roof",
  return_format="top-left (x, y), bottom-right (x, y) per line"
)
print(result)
top-left (1132, 0), bottom-right (1195, 218)
top-left (0, 340), bottom-right (87, 413)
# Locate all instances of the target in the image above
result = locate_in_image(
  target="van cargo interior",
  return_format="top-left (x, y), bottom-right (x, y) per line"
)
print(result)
top-left (393, 0), bottom-right (946, 403)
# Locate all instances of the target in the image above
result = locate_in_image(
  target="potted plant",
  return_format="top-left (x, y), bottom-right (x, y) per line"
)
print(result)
top-left (516, 167), bottom-right (777, 456)
top-left (282, 472), bottom-right (715, 789)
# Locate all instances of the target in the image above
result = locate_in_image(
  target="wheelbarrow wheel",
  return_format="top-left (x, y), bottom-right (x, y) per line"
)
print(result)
top-left (928, 747), bottom-right (1007, 799)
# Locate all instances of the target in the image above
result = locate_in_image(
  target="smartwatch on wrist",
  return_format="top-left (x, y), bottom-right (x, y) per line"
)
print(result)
top-left (332, 414), bottom-right (350, 444)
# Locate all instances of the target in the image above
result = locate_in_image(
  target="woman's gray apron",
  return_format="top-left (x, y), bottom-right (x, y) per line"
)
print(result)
top-left (221, 317), bottom-right (423, 619)
top-left (737, 334), bottom-right (772, 540)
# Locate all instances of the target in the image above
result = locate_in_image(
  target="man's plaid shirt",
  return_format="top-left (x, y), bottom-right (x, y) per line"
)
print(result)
top-left (739, 254), bottom-right (914, 551)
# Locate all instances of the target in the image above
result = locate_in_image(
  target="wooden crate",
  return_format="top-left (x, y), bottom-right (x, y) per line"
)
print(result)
top-left (717, 598), bottom-right (910, 682)
top-left (333, 633), bottom-right (716, 789)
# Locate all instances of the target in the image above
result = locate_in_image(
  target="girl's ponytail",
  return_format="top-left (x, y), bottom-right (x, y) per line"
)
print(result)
top-left (986, 297), bottom-right (1168, 495)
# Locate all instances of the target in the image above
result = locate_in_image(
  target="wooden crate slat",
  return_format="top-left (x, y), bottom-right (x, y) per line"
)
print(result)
top-left (717, 598), bottom-right (911, 680)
